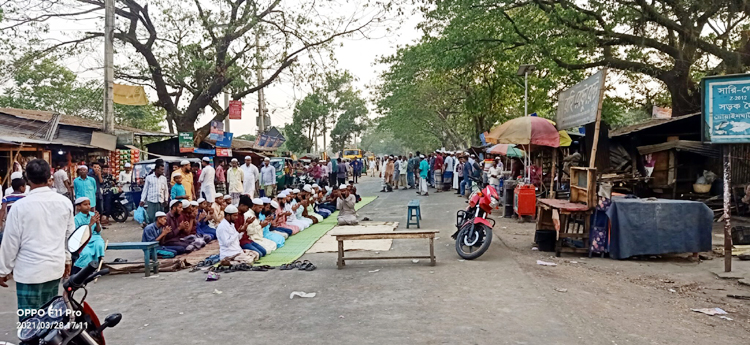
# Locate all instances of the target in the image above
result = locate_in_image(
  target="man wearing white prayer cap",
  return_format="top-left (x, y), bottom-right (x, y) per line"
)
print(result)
top-left (199, 157), bottom-right (216, 202)
top-left (73, 164), bottom-right (97, 210)
top-left (240, 155), bottom-right (259, 198)
top-left (259, 157), bottom-right (276, 198)
top-left (227, 158), bottom-right (244, 206)
top-left (4, 171), bottom-right (29, 197)
top-left (172, 159), bottom-right (195, 200)
top-left (118, 162), bottom-right (133, 192)
top-left (336, 183), bottom-right (358, 225)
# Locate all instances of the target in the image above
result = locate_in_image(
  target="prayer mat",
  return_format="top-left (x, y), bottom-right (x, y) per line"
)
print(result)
top-left (254, 196), bottom-right (378, 266)
top-left (306, 221), bottom-right (398, 253)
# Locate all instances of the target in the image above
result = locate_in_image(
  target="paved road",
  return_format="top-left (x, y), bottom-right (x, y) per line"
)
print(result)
top-left (1, 176), bottom-right (747, 344)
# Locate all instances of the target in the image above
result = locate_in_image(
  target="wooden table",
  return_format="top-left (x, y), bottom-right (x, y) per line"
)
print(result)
top-left (536, 199), bottom-right (592, 257)
top-left (332, 230), bottom-right (439, 269)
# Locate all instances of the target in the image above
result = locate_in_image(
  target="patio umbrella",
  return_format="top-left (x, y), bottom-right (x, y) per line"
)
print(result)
top-left (487, 144), bottom-right (525, 158)
top-left (486, 116), bottom-right (560, 147)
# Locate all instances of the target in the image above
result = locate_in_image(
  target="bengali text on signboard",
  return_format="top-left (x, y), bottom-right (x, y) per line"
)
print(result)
top-left (702, 74), bottom-right (750, 143)
top-left (555, 69), bottom-right (607, 130)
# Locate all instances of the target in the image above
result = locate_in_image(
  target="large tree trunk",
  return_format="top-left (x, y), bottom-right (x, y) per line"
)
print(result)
top-left (663, 64), bottom-right (701, 116)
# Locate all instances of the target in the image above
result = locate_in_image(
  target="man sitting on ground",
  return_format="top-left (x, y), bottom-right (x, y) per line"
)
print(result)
top-left (161, 200), bottom-right (194, 254)
top-left (242, 196), bottom-right (277, 254)
top-left (142, 212), bottom-right (180, 256)
top-left (337, 184), bottom-right (359, 225)
top-left (236, 197), bottom-right (266, 257)
top-left (71, 197), bottom-right (104, 274)
top-left (217, 204), bottom-right (259, 265)
top-left (195, 198), bottom-right (216, 240)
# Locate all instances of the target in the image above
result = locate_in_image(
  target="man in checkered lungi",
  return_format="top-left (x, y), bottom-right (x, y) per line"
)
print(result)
top-left (0, 159), bottom-right (74, 320)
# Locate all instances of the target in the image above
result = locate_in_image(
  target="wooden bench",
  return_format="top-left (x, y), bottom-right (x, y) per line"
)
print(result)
top-left (107, 242), bottom-right (159, 277)
top-left (333, 230), bottom-right (439, 269)
top-left (406, 199), bottom-right (422, 228)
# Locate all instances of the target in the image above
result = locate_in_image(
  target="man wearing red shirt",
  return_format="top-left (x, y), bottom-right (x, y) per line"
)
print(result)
top-left (433, 152), bottom-right (444, 193)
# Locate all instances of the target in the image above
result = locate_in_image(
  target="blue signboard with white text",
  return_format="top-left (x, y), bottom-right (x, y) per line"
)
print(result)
top-left (216, 132), bottom-right (233, 148)
top-left (703, 73), bottom-right (750, 143)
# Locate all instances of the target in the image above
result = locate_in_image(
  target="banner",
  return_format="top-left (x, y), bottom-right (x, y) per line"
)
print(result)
top-left (216, 148), bottom-right (233, 157)
top-left (178, 132), bottom-right (194, 153)
top-left (209, 121), bottom-right (224, 140)
top-left (113, 84), bottom-right (149, 105)
top-left (216, 132), bottom-right (233, 148)
top-left (702, 74), bottom-right (750, 143)
top-left (193, 148), bottom-right (215, 155)
top-left (258, 134), bottom-right (269, 147)
top-left (652, 106), bottom-right (672, 120)
top-left (228, 100), bottom-right (242, 120)
top-left (273, 137), bottom-right (286, 148)
top-left (556, 69), bottom-right (607, 130)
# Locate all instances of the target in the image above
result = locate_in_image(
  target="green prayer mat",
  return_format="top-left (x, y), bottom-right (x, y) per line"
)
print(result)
top-left (254, 196), bottom-right (377, 266)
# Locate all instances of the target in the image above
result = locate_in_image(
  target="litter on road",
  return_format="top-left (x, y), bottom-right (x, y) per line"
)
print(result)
top-left (691, 308), bottom-right (727, 316)
top-left (537, 260), bottom-right (557, 266)
top-left (290, 291), bottom-right (317, 299)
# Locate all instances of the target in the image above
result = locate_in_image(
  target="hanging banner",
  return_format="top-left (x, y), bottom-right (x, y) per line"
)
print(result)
top-left (193, 148), bottom-right (215, 155)
top-left (273, 137), bottom-right (286, 148)
top-left (216, 132), bottom-right (233, 148)
top-left (266, 136), bottom-right (278, 148)
top-left (113, 84), bottom-right (149, 105)
top-left (556, 69), bottom-right (607, 130)
top-left (216, 148), bottom-right (233, 157)
top-left (228, 100), bottom-right (242, 120)
top-left (258, 134), bottom-right (269, 147)
top-left (702, 73), bottom-right (750, 143)
top-left (209, 121), bottom-right (224, 140)
top-left (178, 132), bottom-right (194, 153)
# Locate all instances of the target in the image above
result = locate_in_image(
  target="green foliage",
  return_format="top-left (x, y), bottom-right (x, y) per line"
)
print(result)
top-left (0, 56), bottom-right (163, 131)
top-left (359, 126), bottom-right (410, 155)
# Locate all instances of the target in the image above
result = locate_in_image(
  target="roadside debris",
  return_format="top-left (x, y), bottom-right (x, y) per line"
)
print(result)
top-left (531, 247), bottom-right (539, 251)
top-left (213, 289), bottom-right (223, 294)
top-left (727, 294), bottom-right (750, 300)
top-left (719, 316), bottom-right (733, 321)
top-left (554, 288), bottom-right (568, 293)
top-left (537, 260), bottom-right (557, 267)
top-left (691, 307), bottom-right (727, 316)
top-left (668, 289), bottom-right (676, 293)
top-left (412, 259), bottom-right (420, 263)
top-left (206, 272), bottom-right (220, 281)
top-left (369, 269), bottom-right (380, 273)
top-left (290, 291), bottom-right (317, 299)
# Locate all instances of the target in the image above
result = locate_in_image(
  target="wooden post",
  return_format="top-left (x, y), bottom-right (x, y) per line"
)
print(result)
top-left (588, 68), bottom-right (608, 169)
top-left (723, 145), bottom-right (732, 272)
top-left (550, 149), bottom-right (558, 198)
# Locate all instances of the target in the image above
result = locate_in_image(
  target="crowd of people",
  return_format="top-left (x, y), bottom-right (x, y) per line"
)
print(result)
top-left (372, 151), bottom-right (506, 197)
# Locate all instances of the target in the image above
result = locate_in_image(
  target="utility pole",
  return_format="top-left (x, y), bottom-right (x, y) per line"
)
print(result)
top-left (223, 91), bottom-right (231, 133)
top-left (102, 0), bottom-right (115, 134)
top-left (255, 30), bottom-right (266, 135)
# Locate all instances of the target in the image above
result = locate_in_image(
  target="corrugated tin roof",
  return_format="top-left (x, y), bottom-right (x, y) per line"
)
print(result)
top-left (0, 107), bottom-right (174, 137)
top-left (609, 112), bottom-right (700, 138)
top-left (203, 137), bottom-right (276, 152)
top-left (0, 133), bottom-right (98, 148)
top-left (636, 140), bottom-right (720, 158)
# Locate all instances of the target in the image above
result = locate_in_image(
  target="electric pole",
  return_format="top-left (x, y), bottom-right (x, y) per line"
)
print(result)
top-left (102, 0), bottom-right (115, 134)
top-left (256, 30), bottom-right (267, 135)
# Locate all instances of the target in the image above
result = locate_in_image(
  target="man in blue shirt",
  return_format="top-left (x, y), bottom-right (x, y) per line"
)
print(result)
top-left (417, 155), bottom-right (430, 196)
top-left (74, 165), bottom-right (97, 208)
top-left (72, 197), bottom-right (103, 273)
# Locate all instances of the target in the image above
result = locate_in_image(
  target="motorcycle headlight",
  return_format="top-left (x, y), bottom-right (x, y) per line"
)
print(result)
top-left (490, 197), bottom-right (499, 209)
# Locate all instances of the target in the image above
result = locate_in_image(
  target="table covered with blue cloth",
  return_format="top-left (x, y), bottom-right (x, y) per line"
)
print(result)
top-left (605, 197), bottom-right (713, 259)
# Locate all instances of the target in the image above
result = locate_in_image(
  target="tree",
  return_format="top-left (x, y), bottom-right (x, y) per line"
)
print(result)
top-left (286, 92), bottom-right (328, 153)
top-left (2, 0), bottom-right (391, 142)
top-left (0, 56), bottom-right (164, 131)
top-left (330, 88), bottom-right (368, 153)
top-left (442, 0), bottom-right (750, 116)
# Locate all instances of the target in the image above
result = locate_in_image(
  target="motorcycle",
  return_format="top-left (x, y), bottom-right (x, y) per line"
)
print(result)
top-left (452, 177), bottom-right (500, 260)
top-left (110, 192), bottom-right (129, 223)
top-left (18, 225), bottom-right (122, 345)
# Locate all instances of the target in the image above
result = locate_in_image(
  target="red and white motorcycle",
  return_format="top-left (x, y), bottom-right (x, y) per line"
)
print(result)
top-left (452, 178), bottom-right (500, 260)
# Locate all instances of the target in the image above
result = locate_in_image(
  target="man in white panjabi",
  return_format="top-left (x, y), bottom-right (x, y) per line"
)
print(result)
top-left (216, 204), bottom-right (258, 264)
top-left (198, 157), bottom-right (216, 201)
top-left (227, 158), bottom-right (244, 206)
top-left (240, 156), bottom-right (259, 197)
top-left (336, 184), bottom-right (358, 225)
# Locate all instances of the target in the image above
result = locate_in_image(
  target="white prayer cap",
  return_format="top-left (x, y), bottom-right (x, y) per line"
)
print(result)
top-left (284, 188), bottom-right (292, 193)
top-left (124, 163), bottom-right (131, 168)
top-left (169, 199), bottom-right (180, 208)
top-left (470, 154), bottom-right (476, 157)
top-left (270, 200), bottom-right (280, 209)
top-left (420, 155), bottom-right (425, 158)
top-left (224, 205), bottom-right (239, 214)
top-left (181, 200), bottom-right (190, 208)
top-left (292, 188), bottom-right (300, 194)
top-left (224, 195), bottom-right (232, 200)
top-left (180, 160), bottom-right (190, 166)
top-left (325, 186), bottom-right (332, 192)
top-left (312, 184), bottom-right (319, 189)
top-left (214, 193), bottom-right (223, 199)
top-left (74, 197), bottom-right (89, 205)
top-left (264, 157), bottom-right (271, 161)
top-left (303, 185), bottom-right (312, 193)
top-left (190, 201), bottom-right (199, 207)
top-left (244, 156), bottom-right (252, 160)
top-left (304, 184), bottom-right (312, 189)
top-left (197, 198), bottom-right (206, 204)
top-left (231, 158), bottom-right (238, 162)
top-left (155, 211), bottom-right (167, 218)
top-left (252, 198), bottom-right (263, 206)
top-left (261, 197), bottom-right (271, 204)
top-left (278, 191), bottom-right (288, 198)
top-left (172, 172), bottom-right (182, 177)
top-left (202, 157), bottom-right (211, 162)
top-left (339, 184), bottom-right (348, 190)
top-left (10, 171), bottom-right (23, 179)
top-left (77, 165), bottom-right (87, 171)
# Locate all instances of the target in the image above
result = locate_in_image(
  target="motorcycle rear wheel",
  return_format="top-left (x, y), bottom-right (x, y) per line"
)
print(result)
top-left (112, 203), bottom-right (128, 223)
top-left (455, 223), bottom-right (493, 260)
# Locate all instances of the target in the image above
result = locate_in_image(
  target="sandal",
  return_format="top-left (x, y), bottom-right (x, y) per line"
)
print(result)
top-left (250, 266), bottom-right (268, 271)
top-left (298, 260), bottom-right (312, 270)
top-left (280, 264), bottom-right (293, 270)
top-left (305, 263), bottom-right (317, 271)
top-left (260, 265), bottom-right (274, 270)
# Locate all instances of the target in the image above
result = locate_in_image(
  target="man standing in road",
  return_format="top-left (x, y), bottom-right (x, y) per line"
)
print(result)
top-left (214, 160), bottom-right (226, 196)
top-left (406, 153), bottom-right (416, 189)
top-left (0, 159), bottom-right (75, 320)
top-left (227, 158), bottom-right (244, 206)
top-left (433, 151), bottom-right (444, 193)
top-left (73, 165), bottom-right (97, 210)
top-left (417, 155), bottom-right (430, 196)
top-left (53, 163), bottom-right (73, 199)
top-left (260, 158), bottom-right (276, 197)
top-left (140, 159), bottom-right (169, 223)
top-left (240, 156), bottom-right (259, 198)
top-left (117, 162), bottom-right (133, 192)
top-left (199, 157), bottom-right (216, 201)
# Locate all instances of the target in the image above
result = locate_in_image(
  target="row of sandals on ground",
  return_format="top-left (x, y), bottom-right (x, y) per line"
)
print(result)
top-left (71, 179), bottom-right (362, 270)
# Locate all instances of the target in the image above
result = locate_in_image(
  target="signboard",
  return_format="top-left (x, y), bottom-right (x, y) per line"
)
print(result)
top-left (90, 132), bottom-right (117, 151)
top-left (193, 148), bottom-right (215, 155)
top-left (258, 134), bottom-right (269, 147)
top-left (228, 100), bottom-right (242, 120)
top-left (273, 137), bottom-right (286, 148)
top-left (216, 148), bottom-right (232, 157)
top-left (209, 121), bottom-right (224, 140)
top-left (555, 69), bottom-right (607, 130)
top-left (178, 132), bottom-right (194, 153)
top-left (216, 132), bottom-right (233, 148)
top-left (702, 74), bottom-right (750, 143)
top-left (266, 136), bottom-right (277, 148)
top-left (652, 106), bottom-right (672, 120)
